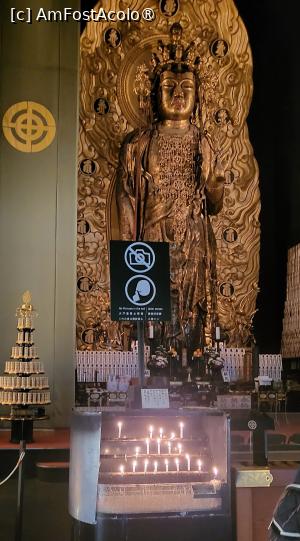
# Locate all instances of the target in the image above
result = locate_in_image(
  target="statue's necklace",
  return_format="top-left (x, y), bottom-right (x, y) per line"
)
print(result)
top-left (157, 129), bottom-right (199, 243)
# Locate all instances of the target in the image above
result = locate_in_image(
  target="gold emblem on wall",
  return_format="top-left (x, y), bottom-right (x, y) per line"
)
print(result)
top-left (2, 101), bottom-right (56, 153)
top-left (77, 0), bottom-right (261, 349)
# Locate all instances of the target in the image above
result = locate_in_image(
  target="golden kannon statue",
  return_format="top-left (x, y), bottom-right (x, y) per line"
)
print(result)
top-left (77, 0), bottom-right (261, 351)
top-left (116, 24), bottom-right (225, 350)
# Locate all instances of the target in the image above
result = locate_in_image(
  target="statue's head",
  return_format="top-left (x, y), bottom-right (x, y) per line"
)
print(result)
top-left (134, 23), bottom-right (201, 123)
top-left (158, 68), bottom-right (196, 121)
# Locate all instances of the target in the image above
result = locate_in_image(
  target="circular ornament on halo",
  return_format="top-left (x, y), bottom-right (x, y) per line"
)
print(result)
top-left (94, 97), bottom-right (110, 115)
top-left (210, 38), bottom-right (229, 58)
top-left (77, 219), bottom-right (91, 235)
top-left (214, 108), bottom-right (230, 126)
top-left (223, 228), bottom-right (238, 243)
top-left (104, 27), bottom-right (121, 48)
top-left (159, 0), bottom-right (179, 17)
top-left (219, 282), bottom-right (234, 297)
top-left (82, 328), bottom-right (96, 345)
top-left (77, 276), bottom-right (94, 292)
top-left (79, 158), bottom-right (97, 175)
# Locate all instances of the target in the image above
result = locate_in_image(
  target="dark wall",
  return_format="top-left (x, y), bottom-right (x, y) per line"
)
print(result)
top-left (81, 1), bottom-right (300, 352)
top-left (235, 0), bottom-right (300, 351)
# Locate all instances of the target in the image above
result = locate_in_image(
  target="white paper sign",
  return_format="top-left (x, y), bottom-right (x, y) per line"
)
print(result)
top-left (141, 388), bottom-right (169, 409)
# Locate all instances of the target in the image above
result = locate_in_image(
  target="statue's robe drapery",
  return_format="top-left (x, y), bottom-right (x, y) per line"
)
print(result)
top-left (116, 124), bottom-right (224, 347)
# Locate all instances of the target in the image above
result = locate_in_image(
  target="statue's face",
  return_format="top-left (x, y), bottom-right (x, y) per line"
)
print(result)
top-left (158, 70), bottom-right (196, 121)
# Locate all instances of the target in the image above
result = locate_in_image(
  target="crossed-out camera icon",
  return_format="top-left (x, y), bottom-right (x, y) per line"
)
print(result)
top-left (129, 248), bottom-right (151, 267)
top-left (125, 242), bottom-right (155, 273)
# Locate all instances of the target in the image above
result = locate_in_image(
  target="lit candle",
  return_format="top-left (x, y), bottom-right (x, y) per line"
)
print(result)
top-left (145, 438), bottom-right (150, 455)
top-left (185, 454), bottom-right (191, 471)
top-left (178, 443), bottom-right (182, 455)
top-left (132, 460), bottom-right (137, 473)
top-left (135, 447), bottom-right (140, 459)
top-left (197, 459), bottom-right (202, 472)
top-left (119, 464), bottom-right (125, 476)
top-left (175, 458), bottom-right (180, 472)
top-left (165, 459), bottom-right (169, 472)
top-left (159, 427), bottom-right (163, 439)
top-left (104, 448), bottom-right (109, 455)
top-left (117, 421), bottom-right (122, 439)
top-left (179, 422), bottom-right (184, 439)
top-left (213, 467), bottom-right (218, 478)
top-left (154, 460), bottom-right (158, 474)
top-left (149, 425), bottom-right (153, 439)
top-left (170, 432), bottom-right (175, 440)
top-left (167, 441), bottom-right (171, 454)
top-left (144, 459), bottom-right (148, 474)
top-left (157, 438), bottom-right (161, 455)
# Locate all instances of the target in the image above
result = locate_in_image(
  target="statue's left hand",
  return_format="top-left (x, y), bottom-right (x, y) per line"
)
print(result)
top-left (214, 148), bottom-right (232, 178)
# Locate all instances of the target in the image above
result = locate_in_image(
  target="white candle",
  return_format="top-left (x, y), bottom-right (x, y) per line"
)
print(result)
top-left (185, 454), bottom-right (190, 471)
top-left (213, 467), bottom-right (218, 478)
top-left (197, 459), bottom-right (202, 472)
top-left (167, 441), bottom-right (171, 454)
top-left (119, 464), bottom-right (125, 476)
top-left (132, 460), bottom-right (137, 473)
top-left (135, 447), bottom-right (140, 459)
top-left (178, 443), bottom-right (182, 455)
top-left (159, 427), bottom-right (163, 439)
top-left (145, 438), bottom-right (150, 455)
top-left (154, 460), bottom-right (158, 473)
top-left (179, 422), bottom-right (184, 439)
top-left (117, 421), bottom-right (122, 439)
top-left (149, 425), bottom-right (153, 439)
top-left (216, 326), bottom-right (221, 340)
top-left (170, 432), bottom-right (175, 440)
top-left (157, 438), bottom-right (161, 455)
top-left (144, 459), bottom-right (148, 474)
top-left (165, 459), bottom-right (169, 472)
top-left (175, 458), bottom-right (180, 472)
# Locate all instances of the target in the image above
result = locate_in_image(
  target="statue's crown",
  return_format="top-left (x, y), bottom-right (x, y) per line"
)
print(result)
top-left (134, 24), bottom-right (200, 112)
top-left (150, 23), bottom-right (201, 76)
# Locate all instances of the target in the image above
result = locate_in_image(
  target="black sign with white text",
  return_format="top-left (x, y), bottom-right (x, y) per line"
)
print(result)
top-left (110, 241), bottom-right (171, 321)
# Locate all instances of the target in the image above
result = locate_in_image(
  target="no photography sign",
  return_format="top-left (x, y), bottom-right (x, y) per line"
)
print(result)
top-left (110, 241), bottom-right (171, 321)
